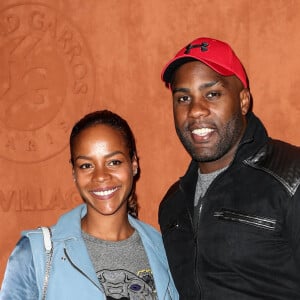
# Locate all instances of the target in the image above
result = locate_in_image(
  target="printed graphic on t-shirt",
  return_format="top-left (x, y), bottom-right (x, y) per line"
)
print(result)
top-left (96, 268), bottom-right (157, 299)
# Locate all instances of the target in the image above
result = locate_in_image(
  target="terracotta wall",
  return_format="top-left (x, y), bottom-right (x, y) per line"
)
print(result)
top-left (0, 0), bottom-right (299, 283)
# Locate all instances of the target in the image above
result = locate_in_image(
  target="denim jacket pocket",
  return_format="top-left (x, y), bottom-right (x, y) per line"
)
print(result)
top-left (213, 209), bottom-right (276, 231)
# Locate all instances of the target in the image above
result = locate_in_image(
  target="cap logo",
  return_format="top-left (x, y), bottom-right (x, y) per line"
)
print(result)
top-left (184, 42), bottom-right (209, 54)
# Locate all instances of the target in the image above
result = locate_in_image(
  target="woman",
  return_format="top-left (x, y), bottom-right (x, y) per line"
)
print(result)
top-left (0, 110), bottom-right (178, 300)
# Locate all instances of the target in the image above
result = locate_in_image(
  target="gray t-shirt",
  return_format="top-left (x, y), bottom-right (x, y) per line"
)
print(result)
top-left (194, 167), bottom-right (227, 226)
top-left (82, 229), bottom-right (157, 299)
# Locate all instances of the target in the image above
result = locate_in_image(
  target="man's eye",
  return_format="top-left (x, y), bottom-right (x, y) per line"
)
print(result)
top-left (177, 95), bottom-right (190, 102)
top-left (206, 91), bottom-right (221, 99)
top-left (108, 160), bottom-right (122, 166)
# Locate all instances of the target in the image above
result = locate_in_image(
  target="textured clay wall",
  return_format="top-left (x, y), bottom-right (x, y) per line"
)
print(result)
top-left (0, 0), bottom-right (299, 283)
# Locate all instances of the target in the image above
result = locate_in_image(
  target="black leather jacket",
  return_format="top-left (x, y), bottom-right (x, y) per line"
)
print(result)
top-left (159, 113), bottom-right (300, 299)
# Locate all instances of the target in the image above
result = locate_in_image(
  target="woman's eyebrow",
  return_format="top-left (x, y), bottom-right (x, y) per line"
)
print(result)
top-left (74, 155), bottom-right (91, 162)
top-left (74, 151), bottom-right (124, 162)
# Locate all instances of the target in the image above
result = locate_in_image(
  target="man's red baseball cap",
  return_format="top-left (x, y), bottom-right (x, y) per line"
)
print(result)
top-left (161, 37), bottom-right (248, 88)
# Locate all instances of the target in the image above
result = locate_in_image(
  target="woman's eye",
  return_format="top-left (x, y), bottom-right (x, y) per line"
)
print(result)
top-left (79, 163), bottom-right (92, 169)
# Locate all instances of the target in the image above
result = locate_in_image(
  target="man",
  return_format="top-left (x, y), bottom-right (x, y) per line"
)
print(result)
top-left (158, 37), bottom-right (300, 299)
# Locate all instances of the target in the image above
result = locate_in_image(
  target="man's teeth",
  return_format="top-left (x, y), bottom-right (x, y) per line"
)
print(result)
top-left (93, 188), bottom-right (117, 196)
top-left (192, 128), bottom-right (214, 136)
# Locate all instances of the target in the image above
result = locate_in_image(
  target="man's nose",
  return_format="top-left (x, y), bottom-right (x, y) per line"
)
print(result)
top-left (188, 98), bottom-right (210, 118)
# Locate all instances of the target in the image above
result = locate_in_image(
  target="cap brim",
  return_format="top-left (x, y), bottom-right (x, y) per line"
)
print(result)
top-left (162, 55), bottom-right (234, 84)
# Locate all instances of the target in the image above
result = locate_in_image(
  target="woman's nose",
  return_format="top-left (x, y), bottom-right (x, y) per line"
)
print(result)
top-left (92, 166), bottom-right (111, 182)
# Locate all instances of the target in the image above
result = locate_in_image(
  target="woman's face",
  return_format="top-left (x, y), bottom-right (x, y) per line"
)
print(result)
top-left (72, 124), bottom-right (138, 219)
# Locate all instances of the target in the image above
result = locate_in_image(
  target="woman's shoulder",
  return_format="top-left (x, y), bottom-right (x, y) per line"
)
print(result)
top-left (0, 236), bottom-right (39, 299)
top-left (129, 216), bottom-right (163, 242)
top-left (11, 235), bottom-right (33, 259)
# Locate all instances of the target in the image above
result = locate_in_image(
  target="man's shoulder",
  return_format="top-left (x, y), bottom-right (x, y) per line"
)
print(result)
top-left (270, 138), bottom-right (300, 156)
top-left (160, 180), bottom-right (181, 207)
top-left (159, 161), bottom-right (198, 212)
top-left (250, 138), bottom-right (300, 169)
top-left (158, 179), bottom-right (191, 225)
top-left (245, 138), bottom-right (300, 195)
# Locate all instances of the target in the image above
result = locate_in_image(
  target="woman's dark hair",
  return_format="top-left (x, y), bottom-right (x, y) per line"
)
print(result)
top-left (70, 110), bottom-right (139, 218)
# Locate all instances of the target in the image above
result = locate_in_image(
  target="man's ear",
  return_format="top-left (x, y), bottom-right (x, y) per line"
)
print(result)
top-left (240, 88), bottom-right (251, 115)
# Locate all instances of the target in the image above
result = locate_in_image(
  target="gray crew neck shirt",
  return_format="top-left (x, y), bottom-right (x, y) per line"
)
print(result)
top-left (82, 229), bottom-right (157, 299)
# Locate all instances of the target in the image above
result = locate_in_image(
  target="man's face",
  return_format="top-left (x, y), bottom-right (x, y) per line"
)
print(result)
top-left (171, 61), bottom-right (250, 173)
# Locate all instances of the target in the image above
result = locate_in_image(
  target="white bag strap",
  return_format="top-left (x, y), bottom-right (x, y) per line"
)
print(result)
top-left (41, 227), bottom-right (52, 252)
top-left (40, 227), bottom-right (53, 300)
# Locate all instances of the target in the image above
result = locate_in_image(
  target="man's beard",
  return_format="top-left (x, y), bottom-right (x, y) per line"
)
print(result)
top-left (176, 111), bottom-right (245, 163)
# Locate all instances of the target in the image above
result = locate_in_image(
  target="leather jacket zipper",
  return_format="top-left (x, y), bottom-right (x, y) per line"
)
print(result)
top-left (214, 210), bottom-right (276, 230)
top-left (179, 184), bottom-right (202, 298)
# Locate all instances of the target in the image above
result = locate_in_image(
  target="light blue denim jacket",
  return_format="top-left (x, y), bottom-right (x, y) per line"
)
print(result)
top-left (0, 204), bottom-right (178, 299)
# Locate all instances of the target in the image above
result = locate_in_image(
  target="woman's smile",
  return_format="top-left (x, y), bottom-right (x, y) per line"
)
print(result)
top-left (90, 186), bottom-right (120, 199)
